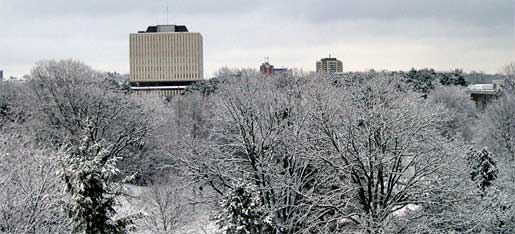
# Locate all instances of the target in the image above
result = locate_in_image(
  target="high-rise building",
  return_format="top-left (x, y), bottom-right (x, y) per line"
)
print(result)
top-left (0, 70), bottom-right (3, 81)
top-left (129, 25), bottom-right (203, 95)
top-left (316, 56), bottom-right (343, 74)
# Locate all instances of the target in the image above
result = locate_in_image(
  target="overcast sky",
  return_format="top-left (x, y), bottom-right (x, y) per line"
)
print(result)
top-left (1, 0), bottom-right (514, 78)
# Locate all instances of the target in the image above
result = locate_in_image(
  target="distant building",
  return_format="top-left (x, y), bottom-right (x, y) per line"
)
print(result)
top-left (0, 70), bottom-right (3, 81)
top-left (466, 80), bottom-right (504, 110)
top-left (273, 68), bottom-right (289, 75)
top-left (129, 25), bottom-right (203, 95)
top-left (260, 58), bottom-right (290, 77)
top-left (260, 59), bottom-right (274, 76)
top-left (316, 56), bottom-right (343, 74)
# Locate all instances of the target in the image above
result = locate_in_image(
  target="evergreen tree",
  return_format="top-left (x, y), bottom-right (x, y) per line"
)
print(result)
top-left (62, 119), bottom-right (135, 234)
top-left (439, 73), bottom-right (452, 86)
top-left (468, 148), bottom-right (498, 192)
top-left (452, 69), bottom-right (467, 86)
top-left (216, 182), bottom-right (273, 234)
top-left (437, 69), bottom-right (467, 87)
top-left (185, 78), bottom-right (220, 96)
top-left (405, 68), bottom-right (437, 95)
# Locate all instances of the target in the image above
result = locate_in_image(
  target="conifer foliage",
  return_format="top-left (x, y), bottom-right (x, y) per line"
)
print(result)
top-left (468, 148), bottom-right (498, 192)
top-left (62, 119), bottom-right (134, 234)
top-left (216, 182), bottom-right (272, 234)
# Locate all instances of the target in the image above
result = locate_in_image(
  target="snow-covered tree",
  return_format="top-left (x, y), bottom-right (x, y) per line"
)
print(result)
top-left (137, 175), bottom-right (196, 234)
top-left (313, 74), bottom-right (472, 232)
top-left (427, 85), bottom-right (477, 141)
top-left (404, 68), bottom-right (437, 95)
top-left (502, 62), bottom-right (515, 91)
top-left (438, 69), bottom-right (467, 86)
top-left (28, 59), bottom-right (154, 180)
top-left (0, 132), bottom-right (67, 233)
top-left (468, 148), bottom-right (498, 192)
top-left (178, 74), bottom-right (333, 233)
top-left (62, 119), bottom-right (137, 234)
top-left (0, 80), bottom-right (30, 129)
top-left (217, 182), bottom-right (272, 234)
top-left (477, 94), bottom-right (515, 161)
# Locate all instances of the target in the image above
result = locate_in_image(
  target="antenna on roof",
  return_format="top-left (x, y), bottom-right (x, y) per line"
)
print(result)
top-left (166, 2), bottom-right (169, 24)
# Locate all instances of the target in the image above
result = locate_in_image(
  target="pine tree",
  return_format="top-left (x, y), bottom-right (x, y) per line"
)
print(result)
top-left (62, 119), bottom-right (135, 234)
top-left (468, 148), bottom-right (498, 192)
top-left (405, 68), bottom-right (437, 95)
top-left (216, 182), bottom-right (273, 234)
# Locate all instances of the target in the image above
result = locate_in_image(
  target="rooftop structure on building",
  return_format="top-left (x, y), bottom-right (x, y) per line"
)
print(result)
top-left (129, 24), bottom-right (203, 96)
top-left (0, 70), bottom-right (3, 81)
top-left (138, 25), bottom-right (189, 33)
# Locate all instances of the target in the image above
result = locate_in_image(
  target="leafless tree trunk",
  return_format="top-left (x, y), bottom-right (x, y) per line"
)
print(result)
top-left (0, 132), bottom-right (68, 233)
top-left (312, 74), bottom-right (470, 232)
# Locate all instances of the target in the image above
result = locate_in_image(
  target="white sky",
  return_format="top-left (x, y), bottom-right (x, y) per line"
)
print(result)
top-left (1, 0), bottom-right (514, 78)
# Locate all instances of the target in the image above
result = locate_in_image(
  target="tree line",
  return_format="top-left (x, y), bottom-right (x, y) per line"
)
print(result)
top-left (0, 60), bottom-right (515, 233)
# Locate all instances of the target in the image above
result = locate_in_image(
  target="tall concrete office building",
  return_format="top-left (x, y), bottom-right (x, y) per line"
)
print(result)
top-left (129, 25), bottom-right (203, 95)
top-left (316, 56), bottom-right (343, 74)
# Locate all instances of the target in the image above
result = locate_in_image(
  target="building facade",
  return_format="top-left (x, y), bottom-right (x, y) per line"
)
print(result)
top-left (466, 80), bottom-right (504, 110)
top-left (316, 56), bottom-right (343, 73)
top-left (129, 25), bottom-right (203, 94)
top-left (259, 58), bottom-right (290, 77)
top-left (260, 61), bottom-right (274, 76)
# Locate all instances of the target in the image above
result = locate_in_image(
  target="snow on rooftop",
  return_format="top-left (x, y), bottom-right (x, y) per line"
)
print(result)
top-left (466, 83), bottom-right (498, 94)
top-left (467, 84), bottom-right (495, 91)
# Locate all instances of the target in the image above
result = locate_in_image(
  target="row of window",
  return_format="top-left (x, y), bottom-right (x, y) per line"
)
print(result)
top-left (133, 65), bottom-right (200, 72)
top-left (133, 89), bottom-right (184, 96)
top-left (130, 35), bottom-right (202, 58)
top-left (131, 73), bottom-right (201, 81)
top-left (129, 33), bottom-right (203, 82)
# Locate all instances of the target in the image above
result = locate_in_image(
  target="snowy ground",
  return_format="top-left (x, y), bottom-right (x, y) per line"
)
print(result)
top-left (116, 184), bottom-right (422, 234)
top-left (117, 184), bottom-right (219, 234)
